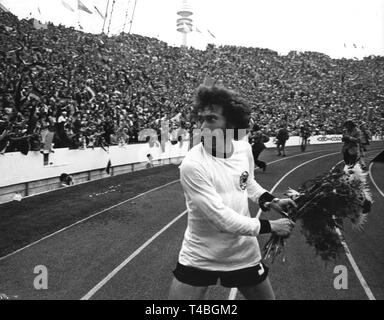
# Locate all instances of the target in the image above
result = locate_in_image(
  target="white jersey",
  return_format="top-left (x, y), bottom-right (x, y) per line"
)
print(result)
top-left (178, 140), bottom-right (268, 271)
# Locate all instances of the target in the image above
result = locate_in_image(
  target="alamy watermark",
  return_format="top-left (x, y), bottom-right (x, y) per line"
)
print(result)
top-left (33, 265), bottom-right (48, 290)
top-left (333, 265), bottom-right (348, 290)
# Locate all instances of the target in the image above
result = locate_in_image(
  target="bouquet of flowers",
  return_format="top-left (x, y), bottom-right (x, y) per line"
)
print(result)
top-left (263, 163), bottom-right (373, 262)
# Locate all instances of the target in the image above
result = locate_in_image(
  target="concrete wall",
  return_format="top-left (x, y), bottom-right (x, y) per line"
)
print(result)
top-left (1, 134), bottom-right (382, 204)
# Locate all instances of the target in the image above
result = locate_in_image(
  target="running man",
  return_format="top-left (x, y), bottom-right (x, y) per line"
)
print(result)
top-left (168, 85), bottom-right (296, 300)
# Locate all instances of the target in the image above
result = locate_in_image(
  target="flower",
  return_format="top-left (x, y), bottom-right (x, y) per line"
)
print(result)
top-left (351, 212), bottom-right (368, 231)
top-left (263, 162), bottom-right (373, 263)
top-left (284, 187), bottom-right (301, 201)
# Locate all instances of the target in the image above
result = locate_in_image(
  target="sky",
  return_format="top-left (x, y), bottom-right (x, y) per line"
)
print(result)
top-left (1, 0), bottom-right (384, 59)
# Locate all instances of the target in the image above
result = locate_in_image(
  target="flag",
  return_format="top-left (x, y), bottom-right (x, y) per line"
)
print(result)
top-left (78, 0), bottom-right (93, 14)
top-left (0, 2), bottom-right (9, 12)
top-left (94, 5), bottom-right (105, 19)
top-left (343, 43), bottom-right (346, 48)
top-left (195, 26), bottom-right (202, 33)
top-left (61, 0), bottom-right (75, 12)
top-left (353, 43), bottom-right (357, 48)
top-left (32, 18), bottom-right (47, 30)
top-left (207, 29), bottom-right (216, 38)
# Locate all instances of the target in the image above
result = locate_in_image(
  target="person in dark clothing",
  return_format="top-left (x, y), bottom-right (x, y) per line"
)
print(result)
top-left (299, 121), bottom-right (311, 152)
top-left (103, 117), bottom-right (114, 145)
top-left (359, 122), bottom-right (372, 170)
top-left (249, 125), bottom-right (267, 172)
top-left (341, 120), bottom-right (361, 166)
top-left (56, 110), bottom-right (72, 147)
top-left (276, 123), bottom-right (289, 156)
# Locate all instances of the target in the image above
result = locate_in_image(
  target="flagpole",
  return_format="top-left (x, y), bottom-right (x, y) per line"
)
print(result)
top-left (107, 0), bottom-right (116, 35)
top-left (77, 0), bottom-right (80, 30)
top-left (128, 0), bottom-right (138, 34)
top-left (102, 0), bottom-right (110, 34)
top-left (122, 0), bottom-right (131, 33)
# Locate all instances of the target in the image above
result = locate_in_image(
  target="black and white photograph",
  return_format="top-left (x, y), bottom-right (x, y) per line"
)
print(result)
top-left (0, 0), bottom-right (383, 305)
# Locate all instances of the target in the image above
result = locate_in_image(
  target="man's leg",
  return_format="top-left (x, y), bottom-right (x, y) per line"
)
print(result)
top-left (168, 276), bottom-right (209, 300)
top-left (253, 149), bottom-right (266, 170)
top-left (276, 142), bottom-right (281, 155)
top-left (255, 159), bottom-right (266, 171)
top-left (238, 277), bottom-right (275, 300)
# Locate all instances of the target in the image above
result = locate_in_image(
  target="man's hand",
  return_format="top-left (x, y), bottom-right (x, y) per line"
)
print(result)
top-left (342, 134), bottom-right (351, 142)
top-left (267, 198), bottom-right (297, 215)
top-left (270, 218), bottom-right (295, 237)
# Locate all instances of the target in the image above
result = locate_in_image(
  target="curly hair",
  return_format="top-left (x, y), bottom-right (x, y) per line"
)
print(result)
top-left (192, 85), bottom-right (251, 129)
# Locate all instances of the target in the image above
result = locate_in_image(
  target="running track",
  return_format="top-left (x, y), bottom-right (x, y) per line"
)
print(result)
top-left (0, 142), bottom-right (383, 300)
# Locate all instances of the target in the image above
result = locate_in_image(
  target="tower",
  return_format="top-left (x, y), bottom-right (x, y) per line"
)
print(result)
top-left (176, 0), bottom-right (193, 47)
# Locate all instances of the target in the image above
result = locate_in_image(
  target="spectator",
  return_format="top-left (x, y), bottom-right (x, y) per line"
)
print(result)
top-left (341, 120), bottom-right (361, 166)
top-left (249, 124), bottom-right (268, 171)
top-left (146, 153), bottom-right (154, 168)
top-left (276, 123), bottom-right (289, 156)
top-left (0, 10), bottom-right (383, 156)
top-left (59, 173), bottom-right (74, 187)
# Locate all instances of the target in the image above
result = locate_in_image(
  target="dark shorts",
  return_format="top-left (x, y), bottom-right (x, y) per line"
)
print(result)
top-left (173, 262), bottom-right (269, 288)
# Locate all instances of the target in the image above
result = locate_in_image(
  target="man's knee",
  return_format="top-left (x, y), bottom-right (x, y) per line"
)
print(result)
top-left (238, 277), bottom-right (275, 300)
top-left (168, 277), bottom-right (208, 300)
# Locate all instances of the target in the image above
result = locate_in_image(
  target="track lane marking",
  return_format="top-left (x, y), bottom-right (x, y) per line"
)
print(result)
top-left (334, 227), bottom-right (376, 300)
top-left (369, 162), bottom-right (384, 198)
top-left (0, 148), bottom-right (336, 262)
top-left (80, 150), bottom-right (338, 299)
top-left (331, 155), bottom-right (377, 300)
top-left (229, 151), bottom-right (340, 300)
top-left (230, 150), bottom-right (381, 300)
top-left (0, 179), bottom-right (179, 262)
top-left (81, 210), bottom-right (188, 300)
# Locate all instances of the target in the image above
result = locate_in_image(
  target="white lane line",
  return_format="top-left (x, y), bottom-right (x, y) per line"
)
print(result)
top-left (332, 153), bottom-right (377, 300)
top-left (265, 146), bottom-right (382, 169)
top-left (82, 148), bottom-right (378, 301)
top-left (229, 151), bottom-right (340, 300)
top-left (81, 209), bottom-right (188, 300)
top-left (0, 179), bottom-right (180, 262)
top-left (369, 162), bottom-right (384, 198)
top-left (80, 149), bottom-right (335, 300)
top-left (260, 149), bottom-right (329, 167)
top-left (0, 149), bottom-right (334, 262)
top-left (334, 227), bottom-right (376, 300)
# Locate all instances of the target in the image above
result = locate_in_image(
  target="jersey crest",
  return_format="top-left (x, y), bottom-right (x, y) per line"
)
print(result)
top-left (239, 171), bottom-right (249, 190)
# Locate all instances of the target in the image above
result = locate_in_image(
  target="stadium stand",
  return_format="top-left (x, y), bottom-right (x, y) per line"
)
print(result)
top-left (1, 10), bottom-right (384, 155)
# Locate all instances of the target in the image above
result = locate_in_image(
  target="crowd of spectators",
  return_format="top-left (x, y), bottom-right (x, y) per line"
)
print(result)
top-left (1, 9), bottom-right (383, 155)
